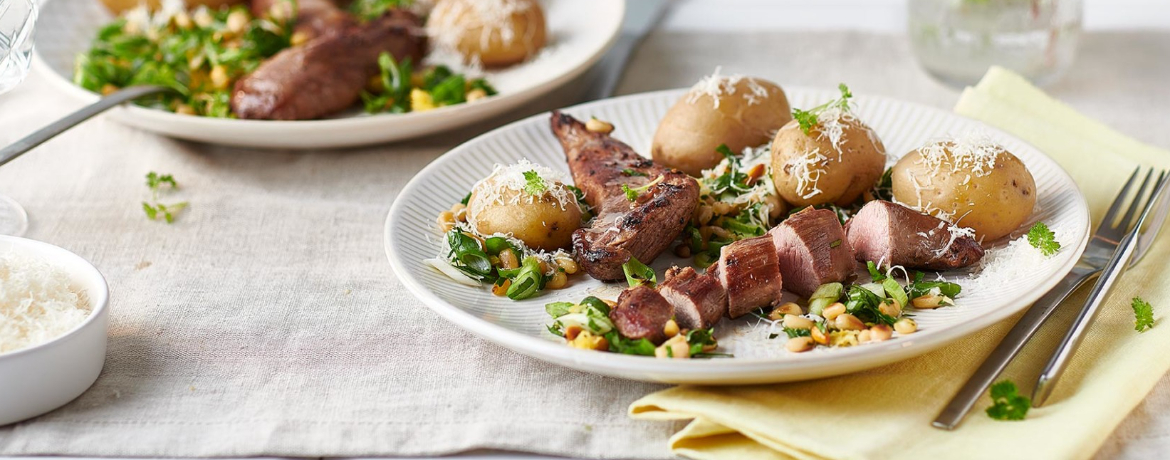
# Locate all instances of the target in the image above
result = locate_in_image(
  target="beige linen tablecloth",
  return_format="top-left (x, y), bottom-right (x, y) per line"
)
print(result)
top-left (0, 31), bottom-right (1168, 459)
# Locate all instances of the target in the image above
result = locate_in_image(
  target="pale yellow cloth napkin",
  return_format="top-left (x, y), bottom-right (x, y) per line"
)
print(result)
top-left (629, 67), bottom-right (1170, 460)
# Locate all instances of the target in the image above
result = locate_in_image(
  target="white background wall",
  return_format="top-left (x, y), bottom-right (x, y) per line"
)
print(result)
top-left (662, 0), bottom-right (1170, 32)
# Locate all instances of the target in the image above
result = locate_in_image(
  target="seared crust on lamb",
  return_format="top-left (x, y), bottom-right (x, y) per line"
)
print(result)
top-left (550, 112), bottom-right (700, 282)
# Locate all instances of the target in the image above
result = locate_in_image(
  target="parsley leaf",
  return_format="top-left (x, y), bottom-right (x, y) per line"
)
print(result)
top-left (985, 380), bottom-right (1030, 421)
top-left (146, 172), bottom-right (178, 190)
top-left (522, 170), bottom-right (547, 195)
top-left (620, 175), bottom-right (663, 202)
top-left (790, 83), bottom-right (854, 135)
top-left (1133, 297), bottom-right (1155, 332)
top-left (143, 171), bottom-right (187, 224)
top-left (1026, 222), bottom-right (1061, 256)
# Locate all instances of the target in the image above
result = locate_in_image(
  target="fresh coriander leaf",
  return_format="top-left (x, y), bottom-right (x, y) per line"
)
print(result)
top-left (835, 83), bottom-right (853, 109)
top-left (790, 82), bottom-right (854, 136)
top-left (146, 171), bottom-right (178, 190)
top-left (621, 184), bottom-right (637, 201)
top-left (620, 175), bottom-right (663, 202)
top-left (986, 380), bottom-right (1030, 421)
top-left (522, 170), bottom-right (547, 195)
top-left (142, 202), bottom-right (158, 220)
top-left (715, 144), bottom-right (736, 161)
top-left (685, 327), bottom-right (718, 355)
top-left (792, 108), bottom-right (818, 135)
top-left (621, 168), bottom-right (647, 177)
top-left (1133, 297), bottom-right (1155, 332)
top-left (1026, 222), bottom-right (1061, 256)
top-left (622, 257), bottom-right (656, 288)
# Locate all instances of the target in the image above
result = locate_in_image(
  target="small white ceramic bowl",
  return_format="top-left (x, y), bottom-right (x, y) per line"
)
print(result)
top-left (0, 236), bottom-right (109, 426)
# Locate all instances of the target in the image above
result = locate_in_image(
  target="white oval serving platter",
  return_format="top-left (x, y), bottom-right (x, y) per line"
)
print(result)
top-left (384, 88), bottom-right (1090, 385)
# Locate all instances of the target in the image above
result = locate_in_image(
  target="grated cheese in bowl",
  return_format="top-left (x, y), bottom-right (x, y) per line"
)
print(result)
top-left (0, 252), bottom-right (91, 354)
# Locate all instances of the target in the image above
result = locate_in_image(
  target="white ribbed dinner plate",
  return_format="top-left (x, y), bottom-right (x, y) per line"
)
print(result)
top-left (384, 88), bottom-right (1090, 384)
top-left (32, 0), bottom-right (623, 149)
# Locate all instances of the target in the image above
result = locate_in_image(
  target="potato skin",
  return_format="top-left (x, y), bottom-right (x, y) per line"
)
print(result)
top-left (891, 144), bottom-right (1036, 241)
top-left (428, 0), bottom-right (547, 67)
top-left (770, 116), bottom-right (886, 207)
top-left (467, 181), bottom-right (581, 251)
top-left (652, 78), bottom-right (791, 177)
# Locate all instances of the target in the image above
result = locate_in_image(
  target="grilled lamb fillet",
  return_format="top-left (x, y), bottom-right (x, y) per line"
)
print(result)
top-left (231, 11), bottom-right (425, 120)
top-left (551, 112), bottom-right (700, 281)
top-left (845, 200), bottom-right (984, 270)
top-left (610, 285), bottom-right (675, 344)
top-left (661, 267), bottom-right (728, 329)
top-left (711, 236), bottom-right (783, 318)
top-left (252, 0), bottom-right (354, 39)
top-left (770, 208), bottom-right (856, 297)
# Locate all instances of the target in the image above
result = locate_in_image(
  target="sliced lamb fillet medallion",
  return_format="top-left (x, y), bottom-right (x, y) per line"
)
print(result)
top-left (770, 208), bottom-right (856, 297)
top-left (661, 266), bottom-right (728, 329)
top-left (609, 284), bottom-right (675, 344)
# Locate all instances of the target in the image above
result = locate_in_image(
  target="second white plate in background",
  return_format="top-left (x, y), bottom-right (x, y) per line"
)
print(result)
top-left (33, 0), bottom-right (624, 149)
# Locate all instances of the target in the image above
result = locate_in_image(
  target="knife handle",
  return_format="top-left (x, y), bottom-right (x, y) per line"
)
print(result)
top-left (1032, 235), bottom-right (1137, 406)
top-left (932, 264), bottom-right (1101, 430)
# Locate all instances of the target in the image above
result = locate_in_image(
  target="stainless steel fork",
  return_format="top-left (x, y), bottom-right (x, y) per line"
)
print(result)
top-left (1032, 169), bottom-right (1170, 405)
top-left (933, 167), bottom-right (1170, 430)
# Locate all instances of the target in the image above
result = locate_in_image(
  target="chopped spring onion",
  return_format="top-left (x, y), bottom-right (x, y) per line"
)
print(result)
top-left (622, 257), bottom-right (657, 288)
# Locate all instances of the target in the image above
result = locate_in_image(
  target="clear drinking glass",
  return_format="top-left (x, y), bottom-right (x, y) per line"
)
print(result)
top-left (0, 0), bottom-right (37, 236)
top-left (908, 0), bottom-right (1082, 89)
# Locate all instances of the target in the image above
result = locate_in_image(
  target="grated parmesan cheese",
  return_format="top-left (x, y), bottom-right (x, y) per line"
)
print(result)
top-left (426, 0), bottom-right (540, 58)
top-left (785, 148), bottom-right (829, 200)
top-left (916, 132), bottom-right (1005, 179)
top-left (814, 107), bottom-right (856, 160)
top-left (467, 159), bottom-right (576, 210)
top-left (684, 67), bottom-right (771, 109)
top-left (963, 222), bottom-right (1062, 293)
top-left (0, 252), bottom-right (90, 354)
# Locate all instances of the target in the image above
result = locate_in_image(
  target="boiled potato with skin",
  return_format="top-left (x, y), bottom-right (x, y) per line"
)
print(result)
top-left (467, 172), bottom-right (581, 251)
top-left (652, 76), bottom-right (791, 177)
top-left (891, 138), bottom-right (1036, 241)
top-left (770, 114), bottom-right (886, 207)
top-left (427, 0), bottom-right (547, 67)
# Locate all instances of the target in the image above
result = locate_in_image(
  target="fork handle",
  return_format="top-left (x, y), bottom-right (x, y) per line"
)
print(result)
top-left (931, 264), bottom-right (1101, 430)
top-left (1032, 234), bottom-right (1138, 406)
top-left (0, 85), bottom-right (169, 168)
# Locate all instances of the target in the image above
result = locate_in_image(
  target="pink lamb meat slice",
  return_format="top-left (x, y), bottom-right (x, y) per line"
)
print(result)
top-left (715, 235), bottom-right (783, 319)
top-left (845, 200), bottom-right (985, 270)
top-left (609, 284), bottom-right (675, 344)
top-left (770, 207), bottom-right (856, 297)
top-left (660, 266), bottom-right (728, 330)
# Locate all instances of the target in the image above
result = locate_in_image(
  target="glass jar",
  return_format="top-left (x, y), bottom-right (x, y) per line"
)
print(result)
top-left (908, 0), bottom-right (1083, 88)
